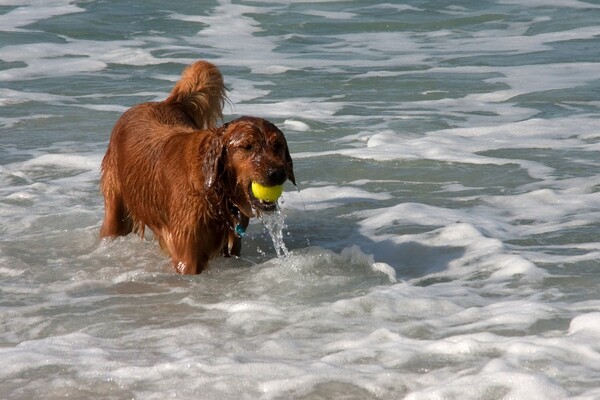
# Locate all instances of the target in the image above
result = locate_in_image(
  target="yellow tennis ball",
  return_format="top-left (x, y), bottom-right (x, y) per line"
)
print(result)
top-left (251, 182), bottom-right (283, 202)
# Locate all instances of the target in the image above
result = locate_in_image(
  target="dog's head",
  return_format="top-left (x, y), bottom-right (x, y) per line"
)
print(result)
top-left (206, 116), bottom-right (295, 217)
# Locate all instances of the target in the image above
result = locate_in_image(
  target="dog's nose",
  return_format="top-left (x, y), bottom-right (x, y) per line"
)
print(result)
top-left (266, 167), bottom-right (287, 186)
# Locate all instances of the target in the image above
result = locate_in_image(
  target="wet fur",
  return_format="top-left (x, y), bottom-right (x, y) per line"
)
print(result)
top-left (100, 61), bottom-right (295, 274)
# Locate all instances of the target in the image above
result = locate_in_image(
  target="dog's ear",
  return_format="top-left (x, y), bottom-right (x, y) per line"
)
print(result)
top-left (285, 145), bottom-right (296, 186)
top-left (203, 134), bottom-right (226, 190)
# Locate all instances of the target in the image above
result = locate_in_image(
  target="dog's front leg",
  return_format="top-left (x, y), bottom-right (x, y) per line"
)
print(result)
top-left (171, 250), bottom-right (208, 275)
top-left (226, 214), bottom-right (249, 257)
top-left (173, 258), bottom-right (206, 274)
top-left (167, 234), bottom-right (208, 274)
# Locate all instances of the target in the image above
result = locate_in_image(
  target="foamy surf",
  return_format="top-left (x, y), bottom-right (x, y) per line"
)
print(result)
top-left (2, 0), bottom-right (600, 399)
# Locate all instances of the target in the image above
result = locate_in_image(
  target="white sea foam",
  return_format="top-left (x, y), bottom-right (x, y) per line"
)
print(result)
top-left (300, 10), bottom-right (358, 19)
top-left (0, 114), bottom-right (57, 129)
top-left (568, 313), bottom-right (600, 338)
top-left (0, 88), bottom-right (71, 106)
top-left (225, 77), bottom-right (271, 105)
top-left (498, 0), bottom-right (600, 8)
top-left (283, 119), bottom-right (310, 131)
top-left (0, 35), bottom-right (191, 81)
top-left (169, 1), bottom-right (280, 72)
top-left (232, 99), bottom-right (344, 121)
top-left (1, 1), bottom-right (599, 399)
top-left (0, 50), bottom-right (107, 81)
top-left (281, 185), bottom-right (393, 211)
top-left (20, 153), bottom-right (100, 171)
top-left (298, 115), bottom-right (596, 180)
top-left (0, 0), bottom-right (84, 32)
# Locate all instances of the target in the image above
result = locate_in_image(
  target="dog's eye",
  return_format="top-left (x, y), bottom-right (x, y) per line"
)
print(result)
top-left (243, 143), bottom-right (254, 151)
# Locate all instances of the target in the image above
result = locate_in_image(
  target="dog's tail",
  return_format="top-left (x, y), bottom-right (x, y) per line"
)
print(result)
top-left (165, 60), bottom-right (226, 129)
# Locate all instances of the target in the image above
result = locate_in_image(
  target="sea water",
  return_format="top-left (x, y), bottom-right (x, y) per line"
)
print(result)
top-left (1, 1), bottom-right (600, 399)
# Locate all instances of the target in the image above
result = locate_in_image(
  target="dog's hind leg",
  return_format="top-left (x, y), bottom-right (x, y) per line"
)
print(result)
top-left (100, 194), bottom-right (133, 238)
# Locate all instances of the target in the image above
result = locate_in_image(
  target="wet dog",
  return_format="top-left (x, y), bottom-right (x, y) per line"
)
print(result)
top-left (100, 61), bottom-right (295, 274)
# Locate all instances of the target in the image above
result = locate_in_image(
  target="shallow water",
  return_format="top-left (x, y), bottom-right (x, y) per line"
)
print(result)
top-left (1, 1), bottom-right (600, 399)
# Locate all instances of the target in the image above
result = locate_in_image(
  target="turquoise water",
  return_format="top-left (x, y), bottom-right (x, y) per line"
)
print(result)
top-left (1, 1), bottom-right (600, 399)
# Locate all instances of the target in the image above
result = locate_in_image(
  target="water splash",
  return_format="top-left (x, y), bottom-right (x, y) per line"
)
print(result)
top-left (259, 207), bottom-right (290, 258)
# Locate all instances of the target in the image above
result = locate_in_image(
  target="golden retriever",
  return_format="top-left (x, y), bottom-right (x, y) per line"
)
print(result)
top-left (100, 61), bottom-right (295, 274)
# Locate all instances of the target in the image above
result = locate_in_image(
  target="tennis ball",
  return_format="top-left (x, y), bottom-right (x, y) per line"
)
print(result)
top-left (251, 182), bottom-right (283, 202)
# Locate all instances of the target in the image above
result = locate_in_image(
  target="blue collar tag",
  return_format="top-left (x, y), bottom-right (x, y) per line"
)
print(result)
top-left (235, 224), bottom-right (246, 238)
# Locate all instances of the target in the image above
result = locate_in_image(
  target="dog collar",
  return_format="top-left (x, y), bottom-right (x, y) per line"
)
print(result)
top-left (229, 205), bottom-right (246, 237)
top-left (235, 223), bottom-right (246, 237)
